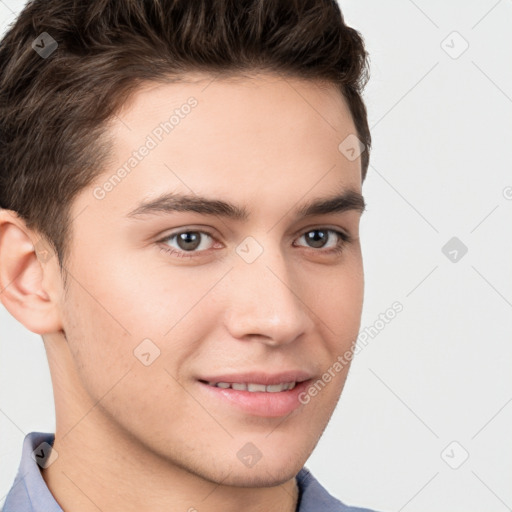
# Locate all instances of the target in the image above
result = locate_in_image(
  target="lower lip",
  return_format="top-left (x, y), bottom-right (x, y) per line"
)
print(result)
top-left (197, 379), bottom-right (312, 417)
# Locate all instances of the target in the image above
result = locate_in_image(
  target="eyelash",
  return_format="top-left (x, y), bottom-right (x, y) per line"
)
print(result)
top-left (157, 228), bottom-right (352, 259)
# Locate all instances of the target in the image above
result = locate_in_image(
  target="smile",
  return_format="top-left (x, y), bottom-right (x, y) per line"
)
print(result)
top-left (203, 381), bottom-right (297, 392)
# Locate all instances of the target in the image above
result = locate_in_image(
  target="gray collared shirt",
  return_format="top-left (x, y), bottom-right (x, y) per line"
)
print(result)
top-left (2, 432), bottom-right (379, 512)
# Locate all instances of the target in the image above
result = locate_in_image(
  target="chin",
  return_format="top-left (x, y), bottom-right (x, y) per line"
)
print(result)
top-left (218, 465), bottom-right (301, 488)
top-left (183, 452), bottom-right (305, 488)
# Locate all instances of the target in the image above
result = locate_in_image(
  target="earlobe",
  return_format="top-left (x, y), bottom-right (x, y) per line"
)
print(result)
top-left (0, 209), bottom-right (63, 334)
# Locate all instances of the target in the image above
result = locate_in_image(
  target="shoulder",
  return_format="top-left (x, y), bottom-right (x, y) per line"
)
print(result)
top-left (296, 467), bottom-right (382, 512)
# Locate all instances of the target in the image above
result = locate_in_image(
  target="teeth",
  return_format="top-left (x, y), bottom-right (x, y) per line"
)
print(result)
top-left (266, 383), bottom-right (287, 392)
top-left (207, 381), bottom-right (297, 392)
top-left (247, 383), bottom-right (267, 392)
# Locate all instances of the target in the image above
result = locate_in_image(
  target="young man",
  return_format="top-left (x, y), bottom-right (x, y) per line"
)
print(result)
top-left (0, 1), bottom-right (377, 511)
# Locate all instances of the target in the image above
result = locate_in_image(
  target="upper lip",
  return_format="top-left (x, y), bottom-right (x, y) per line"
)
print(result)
top-left (198, 370), bottom-right (314, 385)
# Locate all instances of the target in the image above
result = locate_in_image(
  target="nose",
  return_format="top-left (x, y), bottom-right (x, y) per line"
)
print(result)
top-left (222, 243), bottom-right (314, 347)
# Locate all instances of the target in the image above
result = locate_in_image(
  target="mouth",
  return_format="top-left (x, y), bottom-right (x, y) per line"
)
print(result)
top-left (196, 377), bottom-right (313, 417)
top-left (199, 380), bottom-right (298, 392)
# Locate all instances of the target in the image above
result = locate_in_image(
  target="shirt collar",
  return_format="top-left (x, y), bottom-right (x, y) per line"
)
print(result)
top-left (3, 432), bottom-right (63, 512)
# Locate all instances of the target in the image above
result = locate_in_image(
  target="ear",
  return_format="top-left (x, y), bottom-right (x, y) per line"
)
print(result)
top-left (0, 209), bottom-right (63, 334)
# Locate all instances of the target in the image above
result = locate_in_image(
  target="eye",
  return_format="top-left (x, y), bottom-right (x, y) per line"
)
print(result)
top-left (294, 228), bottom-right (350, 254)
top-left (158, 230), bottom-right (216, 257)
top-left (157, 227), bottom-right (351, 259)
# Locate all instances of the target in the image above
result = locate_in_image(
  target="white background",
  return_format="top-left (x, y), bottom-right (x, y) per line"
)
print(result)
top-left (1, 1), bottom-right (511, 511)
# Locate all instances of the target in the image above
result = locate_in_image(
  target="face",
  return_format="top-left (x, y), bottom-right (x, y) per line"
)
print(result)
top-left (54, 72), bottom-right (365, 486)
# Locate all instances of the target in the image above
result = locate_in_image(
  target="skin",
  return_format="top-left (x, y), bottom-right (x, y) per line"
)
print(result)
top-left (0, 72), bottom-right (365, 512)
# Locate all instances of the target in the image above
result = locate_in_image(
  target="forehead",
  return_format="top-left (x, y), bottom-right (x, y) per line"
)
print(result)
top-left (116, 71), bottom-right (354, 130)
top-left (109, 71), bottom-right (357, 163)
top-left (79, 72), bottom-right (361, 222)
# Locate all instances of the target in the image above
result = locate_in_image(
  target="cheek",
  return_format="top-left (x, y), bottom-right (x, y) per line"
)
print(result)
top-left (92, 249), bottom-right (232, 334)
top-left (61, 273), bottom-right (191, 430)
top-left (61, 249), bottom-right (230, 382)
top-left (318, 260), bottom-right (364, 339)
top-left (61, 277), bottom-right (134, 382)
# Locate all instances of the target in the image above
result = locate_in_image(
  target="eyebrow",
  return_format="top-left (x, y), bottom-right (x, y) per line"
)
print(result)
top-left (126, 189), bottom-right (365, 221)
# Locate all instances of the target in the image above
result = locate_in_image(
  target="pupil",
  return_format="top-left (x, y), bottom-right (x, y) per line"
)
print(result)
top-left (307, 230), bottom-right (326, 248)
top-left (178, 232), bottom-right (200, 251)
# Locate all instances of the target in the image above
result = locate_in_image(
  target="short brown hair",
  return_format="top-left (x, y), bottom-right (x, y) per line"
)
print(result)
top-left (0, 0), bottom-right (371, 269)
